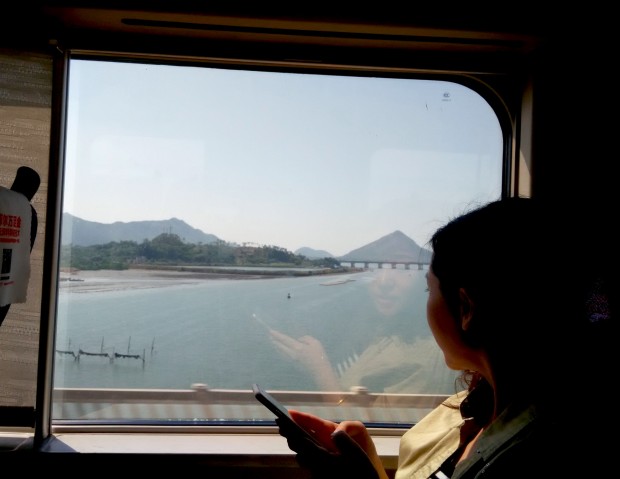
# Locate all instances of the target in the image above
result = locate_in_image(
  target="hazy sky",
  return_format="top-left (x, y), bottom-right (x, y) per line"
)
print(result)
top-left (63, 59), bottom-right (503, 256)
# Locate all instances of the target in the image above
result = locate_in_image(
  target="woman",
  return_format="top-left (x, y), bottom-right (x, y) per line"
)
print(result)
top-left (277, 197), bottom-right (612, 478)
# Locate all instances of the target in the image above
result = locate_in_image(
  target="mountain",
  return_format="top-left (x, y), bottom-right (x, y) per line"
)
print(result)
top-left (61, 213), bottom-right (220, 246)
top-left (338, 230), bottom-right (432, 264)
top-left (295, 247), bottom-right (334, 259)
top-left (61, 215), bottom-right (430, 264)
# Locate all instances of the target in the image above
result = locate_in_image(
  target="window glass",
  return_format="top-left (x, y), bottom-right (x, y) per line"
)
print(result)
top-left (53, 58), bottom-right (503, 425)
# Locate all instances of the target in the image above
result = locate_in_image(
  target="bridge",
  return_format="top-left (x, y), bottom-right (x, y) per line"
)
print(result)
top-left (338, 260), bottom-right (429, 270)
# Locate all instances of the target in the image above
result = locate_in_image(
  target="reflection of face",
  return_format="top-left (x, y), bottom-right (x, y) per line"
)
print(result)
top-left (368, 268), bottom-right (414, 316)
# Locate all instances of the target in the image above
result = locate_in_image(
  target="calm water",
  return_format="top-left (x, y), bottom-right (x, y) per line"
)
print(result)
top-left (53, 268), bottom-right (455, 393)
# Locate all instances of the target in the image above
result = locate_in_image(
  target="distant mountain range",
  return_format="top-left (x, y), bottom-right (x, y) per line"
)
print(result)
top-left (61, 214), bottom-right (431, 263)
top-left (61, 213), bottom-right (219, 246)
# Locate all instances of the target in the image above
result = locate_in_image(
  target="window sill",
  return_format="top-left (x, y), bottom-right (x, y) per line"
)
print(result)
top-left (37, 431), bottom-right (400, 472)
top-left (46, 431), bottom-right (398, 458)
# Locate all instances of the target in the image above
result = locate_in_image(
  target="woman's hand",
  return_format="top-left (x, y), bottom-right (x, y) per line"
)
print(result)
top-left (277, 409), bottom-right (386, 479)
top-left (332, 419), bottom-right (386, 477)
top-left (287, 409), bottom-right (339, 453)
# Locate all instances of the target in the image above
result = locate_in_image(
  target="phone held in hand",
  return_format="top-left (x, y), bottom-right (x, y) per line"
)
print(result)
top-left (252, 383), bottom-right (326, 450)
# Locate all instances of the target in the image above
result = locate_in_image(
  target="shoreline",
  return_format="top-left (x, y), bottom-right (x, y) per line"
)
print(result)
top-left (59, 269), bottom-right (208, 293)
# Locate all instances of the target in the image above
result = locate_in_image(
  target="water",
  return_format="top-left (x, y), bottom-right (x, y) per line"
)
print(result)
top-left (53, 268), bottom-right (457, 393)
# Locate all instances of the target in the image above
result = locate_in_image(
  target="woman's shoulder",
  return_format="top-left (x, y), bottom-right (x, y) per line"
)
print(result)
top-left (397, 391), bottom-right (468, 479)
top-left (402, 390), bottom-right (468, 438)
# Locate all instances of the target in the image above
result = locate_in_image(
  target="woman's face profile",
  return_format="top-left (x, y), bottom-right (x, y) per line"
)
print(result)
top-left (426, 267), bottom-right (476, 371)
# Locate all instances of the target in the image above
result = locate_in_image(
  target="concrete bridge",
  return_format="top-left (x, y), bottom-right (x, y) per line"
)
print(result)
top-left (338, 260), bottom-right (429, 270)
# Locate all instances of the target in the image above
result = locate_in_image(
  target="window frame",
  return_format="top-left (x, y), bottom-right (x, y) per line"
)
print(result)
top-left (31, 45), bottom-right (528, 454)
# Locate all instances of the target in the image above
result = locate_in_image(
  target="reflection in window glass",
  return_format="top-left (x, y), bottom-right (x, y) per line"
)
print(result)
top-left (53, 59), bottom-right (502, 423)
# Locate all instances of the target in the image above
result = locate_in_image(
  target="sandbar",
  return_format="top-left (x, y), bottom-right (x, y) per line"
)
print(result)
top-left (58, 268), bottom-right (266, 293)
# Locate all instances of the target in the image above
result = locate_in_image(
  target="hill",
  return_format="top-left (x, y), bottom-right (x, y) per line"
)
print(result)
top-left (338, 230), bottom-right (431, 264)
top-left (295, 247), bottom-right (334, 259)
top-left (61, 213), bottom-right (220, 246)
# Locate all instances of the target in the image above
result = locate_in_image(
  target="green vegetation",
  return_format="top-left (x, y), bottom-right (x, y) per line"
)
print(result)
top-left (60, 233), bottom-right (341, 271)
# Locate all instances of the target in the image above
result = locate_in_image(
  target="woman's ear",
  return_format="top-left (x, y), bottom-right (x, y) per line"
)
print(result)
top-left (459, 288), bottom-right (475, 331)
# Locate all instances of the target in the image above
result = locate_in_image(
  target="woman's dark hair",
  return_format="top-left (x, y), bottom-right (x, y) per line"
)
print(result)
top-left (429, 197), bottom-right (591, 403)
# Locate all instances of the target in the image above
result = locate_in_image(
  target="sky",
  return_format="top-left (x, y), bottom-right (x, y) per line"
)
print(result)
top-left (63, 59), bottom-right (503, 257)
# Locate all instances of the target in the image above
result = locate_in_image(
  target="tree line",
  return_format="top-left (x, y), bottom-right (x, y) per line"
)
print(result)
top-left (60, 232), bottom-right (341, 271)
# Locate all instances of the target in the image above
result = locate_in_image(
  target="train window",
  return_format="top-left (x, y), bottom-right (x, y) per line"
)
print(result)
top-left (52, 56), bottom-right (504, 429)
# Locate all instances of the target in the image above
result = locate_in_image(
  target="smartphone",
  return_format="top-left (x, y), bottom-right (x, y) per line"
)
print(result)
top-left (252, 383), bottom-right (327, 450)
